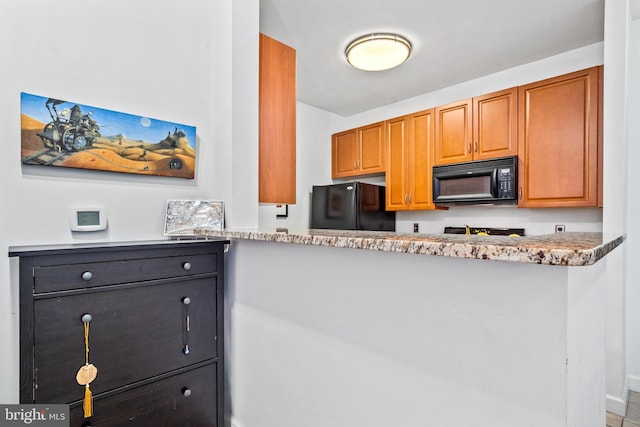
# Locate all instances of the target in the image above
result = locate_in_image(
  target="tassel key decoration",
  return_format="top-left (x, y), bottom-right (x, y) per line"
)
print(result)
top-left (83, 384), bottom-right (93, 417)
top-left (76, 314), bottom-right (98, 418)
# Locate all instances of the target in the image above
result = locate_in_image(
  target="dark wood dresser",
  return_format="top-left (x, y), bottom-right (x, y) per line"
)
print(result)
top-left (9, 239), bottom-right (228, 427)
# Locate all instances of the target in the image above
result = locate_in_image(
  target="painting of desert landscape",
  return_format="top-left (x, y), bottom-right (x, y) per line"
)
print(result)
top-left (20, 92), bottom-right (197, 178)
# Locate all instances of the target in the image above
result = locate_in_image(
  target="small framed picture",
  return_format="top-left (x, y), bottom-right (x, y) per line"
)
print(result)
top-left (164, 199), bottom-right (224, 236)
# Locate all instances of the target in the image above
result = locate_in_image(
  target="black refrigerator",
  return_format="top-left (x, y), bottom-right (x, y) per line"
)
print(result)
top-left (310, 182), bottom-right (396, 231)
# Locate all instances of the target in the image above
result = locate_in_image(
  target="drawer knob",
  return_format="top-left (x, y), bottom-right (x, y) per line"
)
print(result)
top-left (81, 271), bottom-right (93, 281)
top-left (81, 313), bottom-right (93, 323)
top-left (182, 297), bottom-right (191, 306)
top-left (183, 262), bottom-right (192, 271)
top-left (182, 387), bottom-right (192, 397)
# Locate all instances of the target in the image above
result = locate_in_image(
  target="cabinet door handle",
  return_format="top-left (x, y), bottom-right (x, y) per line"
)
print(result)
top-left (467, 142), bottom-right (471, 154)
top-left (81, 271), bottom-right (93, 281)
top-left (182, 262), bottom-right (192, 271)
top-left (519, 187), bottom-right (523, 200)
top-left (182, 296), bottom-right (191, 355)
top-left (474, 141), bottom-right (478, 152)
top-left (182, 387), bottom-right (192, 397)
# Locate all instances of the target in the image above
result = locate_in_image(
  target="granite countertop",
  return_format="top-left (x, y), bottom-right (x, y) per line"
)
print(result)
top-left (195, 228), bottom-right (625, 266)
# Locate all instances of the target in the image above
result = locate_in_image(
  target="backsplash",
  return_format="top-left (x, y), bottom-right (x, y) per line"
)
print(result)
top-left (397, 206), bottom-right (603, 236)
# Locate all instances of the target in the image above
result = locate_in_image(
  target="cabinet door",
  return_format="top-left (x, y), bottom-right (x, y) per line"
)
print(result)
top-left (435, 99), bottom-right (473, 165)
top-left (33, 278), bottom-right (217, 404)
top-left (69, 363), bottom-right (218, 427)
top-left (408, 109), bottom-right (437, 209)
top-left (385, 116), bottom-right (409, 210)
top-left (359, 122), bottom-right (385, 175)
top-left (332, 129), bottom-right (358, 178)
top-left (473, 88), bottom-right (518, 160)
top-left (385, 110), bottom-right (439, 211)
top-left (259, 33), bottom-right (296, 204)
top-left (518, 66), bottom-right (600, 207)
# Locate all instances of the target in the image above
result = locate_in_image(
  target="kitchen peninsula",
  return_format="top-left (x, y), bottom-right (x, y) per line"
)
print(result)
top-left (202, 228), bottom-right (623, 427)
top-left (198, 229), bottom-right (623, 266)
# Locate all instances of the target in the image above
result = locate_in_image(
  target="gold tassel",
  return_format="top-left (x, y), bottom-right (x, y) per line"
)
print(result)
top-left (83, 384), bottom-right (93, 418)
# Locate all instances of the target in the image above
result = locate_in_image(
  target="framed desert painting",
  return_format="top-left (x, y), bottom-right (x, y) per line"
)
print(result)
top-left (20, 92), bottom-right (197, 178)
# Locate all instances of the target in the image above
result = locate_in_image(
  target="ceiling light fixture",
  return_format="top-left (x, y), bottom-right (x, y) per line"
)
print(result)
top-left (345, 33), bottom-right (412, 72)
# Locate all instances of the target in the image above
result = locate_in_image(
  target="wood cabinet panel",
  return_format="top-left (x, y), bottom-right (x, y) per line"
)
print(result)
top-left (331, 122), bottom-right (385, 178)
top-left (435, 89), bottom-right (516, 165)
top-left (409, 110), bottom-right (437, 209)
top-left (386, 110), bottom-right (440, 210)
top-left (332, 129), bottom-right (358, 178)
top-left (473, 87), bottom-right (518, 160)
top-left (69, 363), bottom-right (218, 426)
top-left (385, 116), bottom-right (409, 210)
top-left (435, 99), bottom-right (472, 165)
top-left (259, 33), bottom-right (296, 204)
top-left (34, 253), bottom-right (216, 293)
top-left (34, 277), bottom-right (217, 403)
top-left (359, 122), bottom-right (385, 174)
top-left (518, 66), bottom-right (600, 207)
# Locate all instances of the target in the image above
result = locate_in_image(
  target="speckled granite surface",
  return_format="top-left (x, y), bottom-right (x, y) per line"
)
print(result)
top-left (195, 229), bottom-right (625, 266)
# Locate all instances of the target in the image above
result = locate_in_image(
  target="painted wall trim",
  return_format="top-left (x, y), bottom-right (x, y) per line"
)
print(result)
top-left (629, 375), bottom-right (640, 392)
top-left (606, 394), bottom-right (627, 417)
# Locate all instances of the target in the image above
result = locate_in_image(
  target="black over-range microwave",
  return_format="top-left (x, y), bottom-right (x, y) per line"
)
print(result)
top-left (432, 156), bottom-right (518, 206)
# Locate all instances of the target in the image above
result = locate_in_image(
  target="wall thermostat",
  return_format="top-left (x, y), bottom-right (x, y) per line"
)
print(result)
top-left (69, 208), bottom-right (107, 232)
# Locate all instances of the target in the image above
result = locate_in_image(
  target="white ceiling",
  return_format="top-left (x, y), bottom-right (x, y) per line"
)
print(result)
top-left (260, 0), bottom-right (606, 117)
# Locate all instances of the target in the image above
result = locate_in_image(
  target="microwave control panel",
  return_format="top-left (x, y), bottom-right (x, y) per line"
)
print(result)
top-left (497, 167), bottom-right (516, 199)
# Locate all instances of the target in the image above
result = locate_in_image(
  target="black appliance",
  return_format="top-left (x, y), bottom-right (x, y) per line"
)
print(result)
top-left (310, 182), bottom-right (396, 231)
top-left (432, 156), bottom-right (518, 206)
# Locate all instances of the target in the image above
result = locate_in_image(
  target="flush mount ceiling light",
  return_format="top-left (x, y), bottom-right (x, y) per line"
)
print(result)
top-left (345, 33), bottom-right (412, 71)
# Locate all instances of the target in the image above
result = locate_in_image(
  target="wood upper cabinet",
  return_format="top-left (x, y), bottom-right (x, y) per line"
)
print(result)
top-left (359, 122), bottom-right (386, 174)
top-left (473, 88), bottom-right (518, 160)
top-left (259, 33), bottom-right (296, 204)
top-left (517, 66), bottom-right (601, 207)
top-left (332, 129), bottom-right (358, 178)
top-left (386, 109), bottom-right (440, 210)
top-left (331, 121), bottom-right (385, 178)
top-left (434, 99), bottom-right (473, 165)
top-left (434, 88), bottom-right (517, 165)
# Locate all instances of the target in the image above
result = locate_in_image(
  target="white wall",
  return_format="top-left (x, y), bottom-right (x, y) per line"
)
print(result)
top-left (626, 17), bottom-right (640, 394)
top-left (0, 0), bottom-right (260, 404)
top-left (603, 0), bottom-right (632, 414)
top-left (229, 239), bottom-right (605, 427)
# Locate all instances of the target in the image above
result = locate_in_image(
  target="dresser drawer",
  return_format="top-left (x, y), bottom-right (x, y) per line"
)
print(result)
top-left (33, 277), bottom-right (218, 403)
top-left (34, 253), bottom-right (217, 293)
top-left (69, 363), bottom-right (218, 426)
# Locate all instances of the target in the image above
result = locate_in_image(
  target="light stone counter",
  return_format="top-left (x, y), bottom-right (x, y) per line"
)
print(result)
top-left (195, 229), bottom-right (624, 266)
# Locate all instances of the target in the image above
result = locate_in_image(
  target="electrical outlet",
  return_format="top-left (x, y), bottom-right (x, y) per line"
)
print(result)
top-left (413, 223), bottom-right (419, 233)
top-left (555, 224), bottom-right (565, 233)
